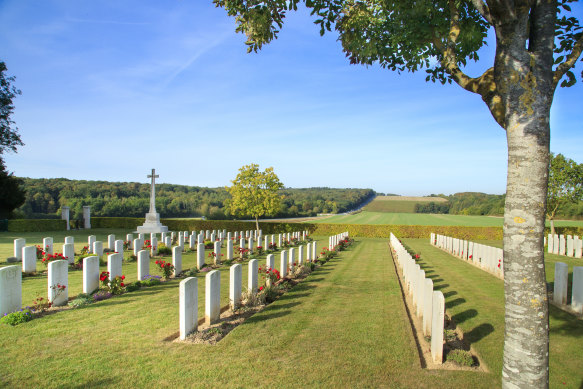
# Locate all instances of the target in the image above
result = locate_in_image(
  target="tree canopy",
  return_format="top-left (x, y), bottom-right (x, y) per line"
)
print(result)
top-left (0, 61), bottom-right (23, 164)
top-left (227, 164), bottom-right (284, 231)
top-left (547, 152), bottom-right (583, 233)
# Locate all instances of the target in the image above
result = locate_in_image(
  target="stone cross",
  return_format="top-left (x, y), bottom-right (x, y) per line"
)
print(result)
top-left (147, 168), bottom-right (159, 214)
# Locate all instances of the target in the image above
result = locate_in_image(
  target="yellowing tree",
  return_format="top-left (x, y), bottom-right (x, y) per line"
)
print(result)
top-left (227, 164), bottom-right (284, 232)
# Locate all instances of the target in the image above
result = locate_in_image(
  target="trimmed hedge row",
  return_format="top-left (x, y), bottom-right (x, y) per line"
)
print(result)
top-left (312, 223), bottom-right (504, 240)
top-left (90, 217), bottom-right (318, 235)
top-left (7, 219), bottom-right (68, 232)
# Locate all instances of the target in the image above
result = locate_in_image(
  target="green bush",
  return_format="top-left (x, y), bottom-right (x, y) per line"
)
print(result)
top-left (0, 309), bottom-right (33, 325)
top-left (446, 349), bottom-right (475, 367)
top-left (7, 219), bottom-right (67, 232)
top-left (142, 277), bottom-right (162, 287)
top-left (125, 281), bottom-right (141, 292)
top-left (157, 245), bottom-right (172, 256)
top-left (69, 296), bottom-right (94, 308)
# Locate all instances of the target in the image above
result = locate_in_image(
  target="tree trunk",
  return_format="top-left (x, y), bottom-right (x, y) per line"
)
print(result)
top-left (550, 218), bottom-right (555, 236)
top-left (255, 216), bottom-right (259, 236)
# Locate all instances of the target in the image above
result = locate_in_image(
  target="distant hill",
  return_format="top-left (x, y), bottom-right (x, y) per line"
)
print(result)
top-left (13, 177), bottom-right (375, 220)
top-left (365, 192), bottom-right (582, 219)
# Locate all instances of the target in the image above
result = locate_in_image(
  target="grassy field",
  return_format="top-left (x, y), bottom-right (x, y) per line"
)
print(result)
top-left (316, 211), bottom-right (583, 227)
top-left (364, 196), bottom-right (447, 213)
top-left (1, 235), bottom-right (506, 388)
top-left (402, 238), bottom-right (583, 388)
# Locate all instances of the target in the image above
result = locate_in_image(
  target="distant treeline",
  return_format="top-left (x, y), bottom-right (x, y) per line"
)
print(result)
top-left (14, 177), bottom-right (375, 220)
top-left (421, 192), bottom-right (583, 219)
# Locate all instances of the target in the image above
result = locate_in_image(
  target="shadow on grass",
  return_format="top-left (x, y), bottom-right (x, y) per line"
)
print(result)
top-left (549, 305), bottom-right (583, 338)
top-left (463, 323), bottom-right (495, 343)
top-left (265, 301), bottom-right (301, 311)
top-left (445, 297), bottom-right (466, 309)
top-left (443, 290), bottom-right (458, 298)
top-left (452, 309), bottom-right (478, 325)
top-left (434, 283), bottom-right (450, 290)
top-left (70, 378), bottom-right (116, 388)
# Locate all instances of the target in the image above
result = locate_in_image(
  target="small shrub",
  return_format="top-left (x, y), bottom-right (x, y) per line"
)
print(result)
top-left (184, 268), bottom-right (199, 277)
top-left (92, 290), bottom-right (112, 302)
top-left (446, 349), bottom-right (475, 367)
top-left (125, 281), bottom-right (141, 292)
top-left (242, 288), bottom-right (265, 307)
top-left (262, 284), bottom-right (281, 303)
top-left (1, 309), bottom-right (33, 326)
top-left (154, 260), bottom-right (174, 280)
top-left (142, 275), bottom-right (162, 286)
top-left (157, 244), bottom-right (171, 256)
top-left (126, 254), bottom-right (137, 262)
top-left (444, 329), bottom-right (457, 342)
top-left (69, 296), bottom-right (94, 308)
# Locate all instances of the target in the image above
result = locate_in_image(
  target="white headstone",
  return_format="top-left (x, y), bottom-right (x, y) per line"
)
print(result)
top-left (230, 264), bottom-right (242, 310)
top-left (64, 236), bottom-right (74, 245)
top-left (576, 236), bottom-right (583, 258)
top-left (266, 254), bottom-right (275, 271)
top-left (179, 277), bottom-right (198, 340)
top-left (205, 270), bottom-right (221, 325)
top-left (93, 241), bottom-right (104, 257)
top-left (431, 291), bottom-right (445, 364)
top-left (114, 240), bottom-right (124, 255)
top-left (13, 238), bottom-right (25, 261)
top-left (107, 234), bottom-right (115, 249)
top-left (227, 239), bottom-right (234, 260)
top-left (248, 259), bottom-right (258, 294)
top-left (548, 234), bottom-right (554, 253)
top-left (43, 237), bottom-right (53, 255)
top-left (571, 267), bottom-right (583, 314)
top-left (173, 246), bottom-right (182, 276)
top-left (312, 242), bottom-right (318, 260)
top-left (0, 266), bottom-right (22, 316)
top-left (553, 262), bottom-right (568, 305)
top-left (137, 250), bottom-right (150, 281)
top-left (197, 243), bottom-right (205, 269)
top-left (126, 234), bottom-right (134, 249)
top-left (280, 250), bottom-right (288, 277)
top-left (88, 235), bottom-right (96, 254)
top-left (567, 235), bottom-right (574, 257)
top-left (63, 243), bottom-right (75, 264)
top-left (83, 205), bottom-right (91, 229)
top-left (416, 269), bottom-right (425, 318)
top-left (48, 260), bottom-right (68, 306)
top-left (108, 253), bottom-right (123, 281)
top-left (213, 241), bottom-right (221, 265)
top-left (422, 278), bottom-right (433, 336)
top-left (22, 246), bottom-right (37, 273)
top-left (133, 239), bottom-right (141, 256)
top-left (151, 236), bottom-right (158, 256)
top-left (83, 256), bottom-right (100, 294)
top-left (298, 245), bottom-right (304, 265)
top-left (559, 235), bottom-right (566, 256)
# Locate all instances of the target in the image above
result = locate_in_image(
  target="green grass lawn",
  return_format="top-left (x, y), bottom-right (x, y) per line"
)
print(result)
top-left (316, 211), bottom-right (583, 227)
top-left (364, 196), bottom-right (447, 213)
top-left (402, 238), bottom-right (583, 388)
top-left (0, 235), bottom-right (504, 388)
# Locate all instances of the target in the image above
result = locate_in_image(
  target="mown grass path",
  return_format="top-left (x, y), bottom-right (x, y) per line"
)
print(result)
top-left (0, 237), bottom-right (503, 388)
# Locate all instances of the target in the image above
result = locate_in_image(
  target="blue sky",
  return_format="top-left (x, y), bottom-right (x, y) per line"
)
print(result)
top-left (1, 1), bottom-right (581, 196)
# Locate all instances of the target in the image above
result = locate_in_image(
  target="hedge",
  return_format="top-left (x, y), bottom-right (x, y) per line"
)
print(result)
top-left (7, 219), bottom-right (67, 232)
top-left (90, 218), bottom-right (318, 235)
top-left (312, 224), bottom-right (504, 240)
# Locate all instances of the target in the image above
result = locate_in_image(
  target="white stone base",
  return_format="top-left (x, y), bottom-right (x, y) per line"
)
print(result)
top-left (136, 212), bottom-right (168, 233)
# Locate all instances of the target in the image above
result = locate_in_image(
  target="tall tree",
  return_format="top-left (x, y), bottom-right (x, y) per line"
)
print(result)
top-left (0, 61), bottom-right (23, 164)
top-left (0, 160), bottom-right (25, 219)
top-left (227, 163), bottom-right (284, 232)
top-left (547, 153), bottom-right (583, 234)
top-left (213, 1), bottom-right (582, 387)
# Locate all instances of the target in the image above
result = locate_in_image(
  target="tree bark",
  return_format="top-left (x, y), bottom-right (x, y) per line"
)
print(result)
top-left (550, 218), bottom-right (555, 236)
top-left (496, 2), bottom-right (555, 387)
top-left (255, 216), bottom-right (260, 236)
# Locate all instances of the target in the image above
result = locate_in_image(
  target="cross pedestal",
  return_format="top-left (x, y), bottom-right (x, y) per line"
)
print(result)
top-left (136, 169), bottom-right (168, 233)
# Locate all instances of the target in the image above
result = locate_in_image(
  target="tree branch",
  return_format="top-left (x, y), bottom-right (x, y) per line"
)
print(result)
top-left (470, 0), bottom-right (494, 25)
top-left (553, 34), bottom-right (583, 90)
top-left (433, 1), bottom-right (505, 127)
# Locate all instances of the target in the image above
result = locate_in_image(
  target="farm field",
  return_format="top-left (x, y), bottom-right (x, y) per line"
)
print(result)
top-left (315, 211), bottom-right (583, 227)
top-left (364, 196), bottom-right (447, 213)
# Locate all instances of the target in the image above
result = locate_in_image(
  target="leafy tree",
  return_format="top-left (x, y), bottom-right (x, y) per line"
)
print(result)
top-left (227, 163), bottom-right (284, 232)
top-left (547, 153), bottom-right (583, 234)
top-left (0, 161), bottom-right (25, 219)
top-left (213, 0), bottom-right (582, 386)
top-left (0, 61), bottom-right (23, 164)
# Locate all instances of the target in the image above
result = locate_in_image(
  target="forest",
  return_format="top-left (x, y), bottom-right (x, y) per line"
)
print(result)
top-left (13, 177), bottom-right (375, 220)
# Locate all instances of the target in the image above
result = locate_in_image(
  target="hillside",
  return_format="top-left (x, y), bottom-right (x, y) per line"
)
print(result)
top-left (13, 177), bottom-right (375, 220)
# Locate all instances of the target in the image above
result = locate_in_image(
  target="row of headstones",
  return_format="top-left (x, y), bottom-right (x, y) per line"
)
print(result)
top-left (553, 262), bottom-right (583, 314)
top-left (390, 233), bottom-right (444, 364)
top-left (547, 234), bottom-right (583, 258)
top-left (1, 237), bottom-right (320, 317)
top-left (430, 233), bottom-right (504, 279)
top-left (179, 237), bottom-right (325, 340)
top-left (328, 232), bottom-right (349, 250)
top-left (14, 237), bottom-right (78, 274)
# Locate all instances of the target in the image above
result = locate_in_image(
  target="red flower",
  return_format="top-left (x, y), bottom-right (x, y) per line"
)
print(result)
top-left (121, 283), bottom-right (125, 287)
top-left (121, 275), bottom-right (125, 280)
top-left (259, 286), bottom-right (264, 291)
